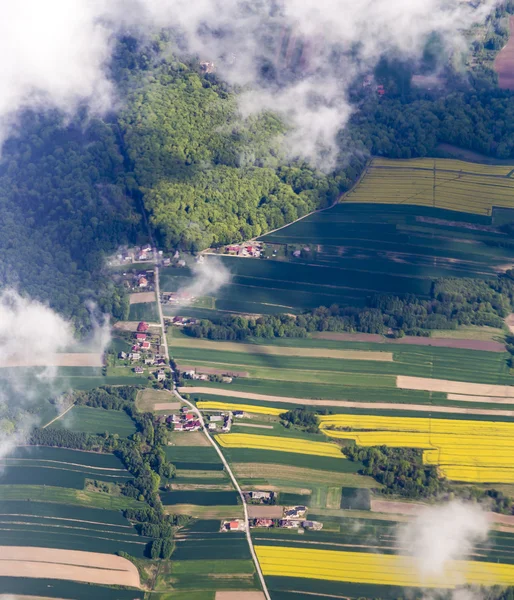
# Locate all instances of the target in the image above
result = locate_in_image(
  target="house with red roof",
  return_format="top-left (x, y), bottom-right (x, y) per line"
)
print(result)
top-left (135, 333), bottom-right (147, 341)
top-left (137, 321), bottom-right (149, 332)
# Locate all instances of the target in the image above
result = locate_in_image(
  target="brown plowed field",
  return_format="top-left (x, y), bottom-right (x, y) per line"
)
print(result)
top-left (312, 332), bottom-right (504, 351)
top-left (247, 505), bottom-right (284, 518)
top-left (0, 546), bottom-right (139, 588)
top-left (495, 16), bottom-right (514, 90)
top-left (2, 353), bottom-right (103, 368)
top-left (448, 394), bottom-right (514, 405)
top-left (397, 376), bottom-right (514, 397)
top-left (129, 292), bottom-right (156, 304)
top-left (371, 500), bottom-right (514, 528)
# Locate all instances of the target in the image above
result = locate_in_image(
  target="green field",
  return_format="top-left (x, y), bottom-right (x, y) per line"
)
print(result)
top-left (52, 405), bottom-right (137, 436)
top-left (128, 300), bottom-right (160, 322)
top-left (161, 204), bottom-right (514, 314)
top-left (0, 577), bottom-right (144, 600)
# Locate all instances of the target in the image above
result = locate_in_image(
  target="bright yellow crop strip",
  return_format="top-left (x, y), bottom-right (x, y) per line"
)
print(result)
top-left (215, 433), bottom-right (344, 458)
top-left (255, 546), bottom-right (514, 588)
top-left (196, 401), bottom-right (284, 416)
top-left (439, 466), bottom-right (514, 483)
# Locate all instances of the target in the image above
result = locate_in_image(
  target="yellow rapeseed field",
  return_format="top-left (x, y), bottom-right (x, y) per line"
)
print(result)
top-left (318, 414), bottom-right (514, 483)
top-left (255, 546), bottom-right (514, 588)
top-left (215, 433), bottom-right (344, 458)
top-left (343, 157), bottom-right (514, 216)
top-left (197, 401), bottom-right (284, 416)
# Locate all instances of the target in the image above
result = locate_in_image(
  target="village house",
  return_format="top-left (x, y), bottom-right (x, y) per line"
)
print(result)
top-left (135, 333), bottom-right (147, 341)
top-left (279, 519), bottom-right (301, 529)
top-left (302, 520), bottom-right (323, 531)
top-left (134, 366), bottom-right (144, 374)
top-left (145, 358), bottom-right (155, 365)
top-left (118, 351), bottom-right (127, 360)
top-left (137, 321), bottom-right (149, 332)
top-left (208, 423), bottom-right (217, 431)
top-left (129, 352), bottom-right (141, 360)
top-left (250, 491), bottom-right (272, 502)
top-left (141, 341), bottom-right (151, 350)
top-left (156, 369), bottom-right (166, 382)
top-left (221, 376), bottom-right (233, 384)
top-left (253, 519), bottom-right (274, 528)
top-left (233, 410), bottom-right (244, 418)
top-left (225, 520), bottom-right (244, 532)
top-left (138, 276), bottom-right (148, 288)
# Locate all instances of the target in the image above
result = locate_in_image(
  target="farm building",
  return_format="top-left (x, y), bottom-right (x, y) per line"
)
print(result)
top-left (251, 491), bottom-right (272, 501)
top-left (137, 321), bottom-right (149, 332)
top-left (254, 519), bottom-right (274, 528)
top-left (302, 520), bottom-right (323, 530)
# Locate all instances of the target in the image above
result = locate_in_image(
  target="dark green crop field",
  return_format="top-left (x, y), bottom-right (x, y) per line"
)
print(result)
top-left (0, 577), bottom-right (144, 600)
top-left (8, 446), bottom-right (126, 469)
top-left (0, 499), bottom-right (130, 525)
top-left (161, 490), bottom-right (239, 505)
top-left (128, 301), bottom-right (159, 322)
top-left (52, 406), bottom-right (137, 436)
top-left (162, 205), bottom-right (514, 314)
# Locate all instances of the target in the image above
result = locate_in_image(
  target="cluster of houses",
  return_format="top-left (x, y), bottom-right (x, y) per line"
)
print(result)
top-left (182, 369), bottom-right (233, 384)
top-left (117, 322), bottom-right (167, 380)
top-left (168, 316), bottom-right (199, 327)
top-left (167, 407), bottom-right (202, 432)
top-left (206, 412), bottom-right (233, 433)
top-left (225, 243), bottom-right (262, 258)
top-left (112, 244), bottom-right (156, 265)
top-left (244, 491), bottom-right (275, 504)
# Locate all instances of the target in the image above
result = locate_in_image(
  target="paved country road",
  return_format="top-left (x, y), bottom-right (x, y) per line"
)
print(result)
top-left (155, 265), bottom-right (271, 600)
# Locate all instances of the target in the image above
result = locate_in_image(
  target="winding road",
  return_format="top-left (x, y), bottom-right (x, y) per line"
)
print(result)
top-left (155, 266), bottom-right (271, 600)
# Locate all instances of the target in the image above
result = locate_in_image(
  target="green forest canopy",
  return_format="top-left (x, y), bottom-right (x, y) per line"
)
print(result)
top-left (2, 33), bottom-right (514, 326)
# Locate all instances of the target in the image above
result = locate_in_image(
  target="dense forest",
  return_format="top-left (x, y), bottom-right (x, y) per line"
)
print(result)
top-left (2, 23), bottom-right (514, 325)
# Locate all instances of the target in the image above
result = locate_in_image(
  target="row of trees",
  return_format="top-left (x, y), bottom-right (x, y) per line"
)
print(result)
top-left (183, 272), bottom-right (514, 341)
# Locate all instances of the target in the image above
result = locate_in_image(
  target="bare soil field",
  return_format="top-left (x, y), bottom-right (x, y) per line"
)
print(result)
top-left (447, 394), bottom-right (514, 405)
top-left (312, 332), bottom-right (504, 351)
top-left (181, 387), bottom-right (514, 416)
top-left (247, 505), bottom-right (284, 518)
top-left (216, 593), bottom-right (266, 600)
top-left (397, 376), bottom-right (514, 397)
top-left (0, 546), bottom-right (139, 588)
top-left (495, 16), bottom-right (514, 90)
top-left (312, 332), bottom-right (384, 343)
top-left (371, 500), bottom-right (514, 529)
top-left (168, 431), bottom-right (211, 446)
top-left (153, 402), bottom-right (182, 411)
top-left (129, 292), bottom-right (156, 304)
top-left (169, 483), bottom-right (233, 491)
top-left (170, 337), bottom-right (392, 361)
top-left (1, 353), bottom-right (103, 368)
top-left (136, 388), bottom-right (180, 412)
top-left (177, 364), bottom-right (249, 377)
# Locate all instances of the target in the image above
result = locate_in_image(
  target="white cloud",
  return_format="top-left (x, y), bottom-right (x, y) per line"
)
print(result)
top-left (396, 501), bottom-right (490, 587)
top-left (0, 0), bottom-right (501, 163)
top-left (174, 257), bottom-right (231, 308)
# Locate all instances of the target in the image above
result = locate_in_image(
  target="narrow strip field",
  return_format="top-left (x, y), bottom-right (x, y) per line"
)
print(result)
top-left (397, 376), bottom-right (514, 397)
top-left (193, 391), bottom-right (514, 418)
top-left (0, 354), bottom-right (103, 368)
top-left (170, 337), bottom-right (393, 361)
top-left (216, 433), bottom-right (344, 459)
top-left (0, 547), bottom-right (140, 588)
top-left (255, 546), bottom-right (514, 588)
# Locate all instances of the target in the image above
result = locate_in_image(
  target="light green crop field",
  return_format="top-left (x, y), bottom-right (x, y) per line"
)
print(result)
top-left (343, 157), bottom-right (514, 216)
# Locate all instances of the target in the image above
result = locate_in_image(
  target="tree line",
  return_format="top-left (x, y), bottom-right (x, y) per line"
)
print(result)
top-left (182, 271), bottom-right (514, 341)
